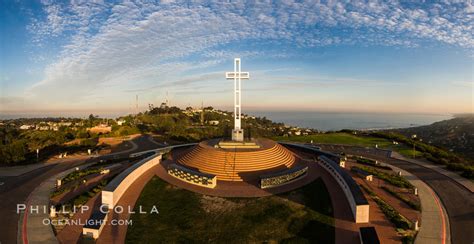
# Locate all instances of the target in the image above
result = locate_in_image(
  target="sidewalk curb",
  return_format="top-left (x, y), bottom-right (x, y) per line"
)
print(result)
top-left (383, 162), bottom-right (451, 244)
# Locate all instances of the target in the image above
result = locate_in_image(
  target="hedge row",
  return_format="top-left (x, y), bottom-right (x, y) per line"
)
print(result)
top-left (373, 196), bottom-right (412, 230)
top-left (70, 179), bottom-right (108, 206)
top-left (358, 165), bottom-right (413, 189)
top-left (61, 167), bottom-right (103, 185)
top-left (359, 184), bottom-right (412, 230)
top-left (354, 156), bottom-right (392, 170)
top-left (381, 186), bottom-right (421, 211)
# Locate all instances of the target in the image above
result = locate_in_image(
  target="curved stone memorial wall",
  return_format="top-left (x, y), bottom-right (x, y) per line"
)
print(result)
top-left (102, 153), bottom-right (161, 208)
top-left (260, 165), bottom-right (308, 189)
top-left (167, 163), bottom-right (217, 188)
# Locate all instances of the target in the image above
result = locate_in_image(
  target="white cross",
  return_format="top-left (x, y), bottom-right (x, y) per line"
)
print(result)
top-left (226, 58), bottom-right (249, 132)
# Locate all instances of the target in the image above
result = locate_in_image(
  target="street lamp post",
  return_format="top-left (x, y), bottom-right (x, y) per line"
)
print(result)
top-left (36, 148), bottom-right (39, 162)
top-left (411, 134), bottom-right (417, 159)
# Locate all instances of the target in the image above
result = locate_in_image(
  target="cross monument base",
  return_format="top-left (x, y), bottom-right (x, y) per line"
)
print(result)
top-left (232, 129), bottom-right (244, 142)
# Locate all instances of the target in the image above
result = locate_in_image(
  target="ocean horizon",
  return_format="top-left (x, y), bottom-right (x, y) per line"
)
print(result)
top-left (249, 111), bottom-right (452, 132)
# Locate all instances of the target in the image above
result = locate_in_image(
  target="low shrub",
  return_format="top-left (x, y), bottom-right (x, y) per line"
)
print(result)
top-left (401, 233), bottom-right (416, 244)
top-left (381, 186), bottom-right (421, 211)
top-left (359, 184), bottom-right (412, 230)
top-left (68, 179), bottom-right (109, 207)
top-left (61, 167), bottom-right (103, 185)
top-left (359, 166), bottom-right (413, 189)
top-left (355, 157), bottom-right (392, 170)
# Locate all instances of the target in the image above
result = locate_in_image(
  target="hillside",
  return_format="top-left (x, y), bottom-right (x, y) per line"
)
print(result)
top-left (391, 115), bottom-right (474, 159)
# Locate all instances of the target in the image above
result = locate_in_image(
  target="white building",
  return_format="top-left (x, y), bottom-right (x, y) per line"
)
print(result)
top-left (19, 124), bottom-right (34, 130)
top-left (116, 119), bottom-right (126, 126)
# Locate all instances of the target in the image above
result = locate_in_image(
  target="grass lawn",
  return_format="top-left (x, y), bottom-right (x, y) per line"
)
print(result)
top-left (126, 177), bottom-right (335, 243)
top-left (274, 133), bottom-right (422, 157)
top-left (396, 148), bottom-right (424, 158)
top-left (274, 133), bottom-right (393, 147)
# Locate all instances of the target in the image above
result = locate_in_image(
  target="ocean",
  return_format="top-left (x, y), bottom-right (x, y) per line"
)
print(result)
top-left (249, 111), bottom-right (452, 131)
top-left (1, 110), bottom-right (452, 132)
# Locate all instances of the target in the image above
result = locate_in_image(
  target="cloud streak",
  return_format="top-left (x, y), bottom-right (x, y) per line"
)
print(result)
top-left (15, 1), bottom-right (474, 112)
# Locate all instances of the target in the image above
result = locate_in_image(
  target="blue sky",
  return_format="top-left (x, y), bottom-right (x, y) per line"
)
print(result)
top-left (0, 0), bottom-right (472, 117)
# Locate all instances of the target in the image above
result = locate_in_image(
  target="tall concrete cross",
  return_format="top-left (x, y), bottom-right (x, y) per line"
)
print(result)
top-left (225, 58), bottom-right (249, 141)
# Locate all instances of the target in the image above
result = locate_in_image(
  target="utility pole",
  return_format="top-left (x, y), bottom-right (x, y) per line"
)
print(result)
top-left (136, 95), bottom-right (138, 114)
top-left (134, 95), bottom-right (139, 125)
top-left (200, 101), bottom-right (204, 126)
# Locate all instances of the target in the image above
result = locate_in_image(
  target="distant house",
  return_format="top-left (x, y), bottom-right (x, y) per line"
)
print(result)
top-left (116, 119), bottom-right (126, 126)
top-left (58, 122), bottom-right (72, 127)
top-left (20, 124), bottom-right (34, 130)
top-left (37, 125), bottom-right (50, 131)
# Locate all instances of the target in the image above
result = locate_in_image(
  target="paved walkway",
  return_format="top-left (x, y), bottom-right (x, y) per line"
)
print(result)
top-left (391, 151), bottom-right (474, 193)
top-left (385, 162), bottom-right (451, 244)
top-left (19, 163), bottom-right (95, 244)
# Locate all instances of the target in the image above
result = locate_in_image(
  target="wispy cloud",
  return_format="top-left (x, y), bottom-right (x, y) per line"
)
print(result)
top-left (15, 1), bottom-right (474, 112)
top-left (450, 81), bottom-right (474, 88)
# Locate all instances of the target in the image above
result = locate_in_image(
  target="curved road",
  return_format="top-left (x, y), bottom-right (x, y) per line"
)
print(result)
top-left (0, 135), bottom-right (159, 244)
top-left (319, 144), bottom-right (474, 244)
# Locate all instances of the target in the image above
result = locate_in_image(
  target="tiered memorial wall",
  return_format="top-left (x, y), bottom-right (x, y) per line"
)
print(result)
top-left (167, 163), bottom-right (217, 188)
top-left (260, 165), bottom-right (308, 189)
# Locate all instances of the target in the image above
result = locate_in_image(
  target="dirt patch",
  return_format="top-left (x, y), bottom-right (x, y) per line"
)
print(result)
top-left (200, 195), bottom-right (245, 213)
top-left (98, 137), bottom-right (126, 146)
top-left (283, 189), bottom-right (306, 205)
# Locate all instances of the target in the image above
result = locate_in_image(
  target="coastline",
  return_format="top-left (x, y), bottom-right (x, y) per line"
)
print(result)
top-left (249, 111), bottom-right (452, 131)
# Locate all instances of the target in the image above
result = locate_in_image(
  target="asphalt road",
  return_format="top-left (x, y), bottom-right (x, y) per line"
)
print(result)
top-left (319, 144), bottom-right (474, 244)
top-left (0, 135), bottom-right (159, 244)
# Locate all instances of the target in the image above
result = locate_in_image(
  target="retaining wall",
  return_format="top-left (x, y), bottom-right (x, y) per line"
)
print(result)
top-left (102, 153), bottom-right (161, 208)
